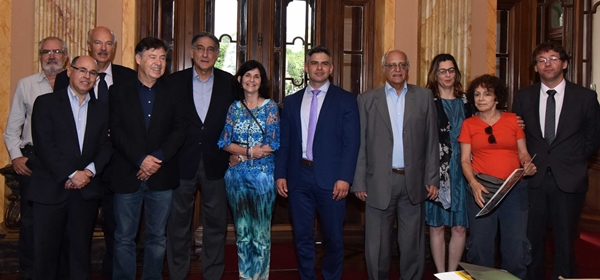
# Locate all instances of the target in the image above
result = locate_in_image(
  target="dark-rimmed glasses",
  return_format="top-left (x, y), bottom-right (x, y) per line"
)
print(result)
top-left (437, 68), bottom-right (456, 75)
top-left (71, 65), bottom-right (99, 78)
top-left (485, 126), bottom-right (496, 144)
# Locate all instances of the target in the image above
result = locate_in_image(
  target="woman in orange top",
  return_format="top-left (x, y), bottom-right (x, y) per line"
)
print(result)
top-left (458, 74), bottom-right (536, 278)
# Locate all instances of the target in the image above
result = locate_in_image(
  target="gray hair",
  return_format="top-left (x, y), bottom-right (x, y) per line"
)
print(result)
top-left (381, 50), bottom-right (410, 69)
top-left (191, 32), bottom-right (220, 50)
top-left (38, 36), bottom-right (68, 55)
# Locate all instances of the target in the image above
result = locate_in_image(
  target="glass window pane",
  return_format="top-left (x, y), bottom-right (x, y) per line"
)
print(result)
top-left (342, 54), bottom-right (362, 95)
top-left (343, 6), bottom-right (363, 52)
top-left (214, 0), bottom-right (238, 75)
top-left (285, 40), bottom-right (305, 96)
top-left (550, 1), bottom-right (563, 28)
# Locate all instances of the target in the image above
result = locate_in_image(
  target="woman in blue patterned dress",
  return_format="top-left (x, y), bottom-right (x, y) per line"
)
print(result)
top-left (424, 54), bottom-right (473, 272)
top-left (218, 60), bottom-right (280, 280)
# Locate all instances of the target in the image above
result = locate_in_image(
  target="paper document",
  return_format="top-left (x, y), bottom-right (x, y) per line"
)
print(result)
top-left (476, 169), bottom-right (524, 217)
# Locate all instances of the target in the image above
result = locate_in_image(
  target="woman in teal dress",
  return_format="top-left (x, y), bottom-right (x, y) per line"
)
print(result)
top-left (218, 60), bottom-right (280, 280)
top-left (424, 54), bottom-right (472, 272)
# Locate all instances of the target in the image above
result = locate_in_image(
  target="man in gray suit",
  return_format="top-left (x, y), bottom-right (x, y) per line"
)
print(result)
top-left (353, 50), bottom-right (439, 280)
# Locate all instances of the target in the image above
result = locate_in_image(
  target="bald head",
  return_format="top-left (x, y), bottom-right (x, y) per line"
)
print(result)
top-left (88, 26), bottom-right (116, 70)
top-left (68, 55), bottom-right (99, 95)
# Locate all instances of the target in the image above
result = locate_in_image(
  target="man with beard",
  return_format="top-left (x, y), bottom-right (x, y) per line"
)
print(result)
top-left (54, 26), bottom-right (136, 280)
top-left (3, 36), bottom-right (68, 280)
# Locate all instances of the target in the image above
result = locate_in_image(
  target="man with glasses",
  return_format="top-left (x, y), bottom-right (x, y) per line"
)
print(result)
top-left (29, 55), bottom-right (112, 279)
top-left (165, 32), bottom-right (235, 280)
top-left (54, 26), bottom-right (136, 280)
top-left (513, 42), bottom-right (600, 279)
top-left (353, 50), bottom-right (439, 280)
top-left (3, 36), bottom-right (68, 280)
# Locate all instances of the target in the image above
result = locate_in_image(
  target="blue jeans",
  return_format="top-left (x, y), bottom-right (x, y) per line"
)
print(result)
top-left (466, 179), bottom-right (531, 279)
top-left (113, 181), bottom-right (172, 280)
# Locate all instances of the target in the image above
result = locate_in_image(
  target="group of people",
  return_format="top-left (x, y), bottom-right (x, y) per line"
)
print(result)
top-left (3, 25), bottom-right (599, 280)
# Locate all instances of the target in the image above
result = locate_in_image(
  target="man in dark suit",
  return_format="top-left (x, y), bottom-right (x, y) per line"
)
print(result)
top-left (109, 37), bottom-right (187, 279)
top-left (29, 55), bottom-right (112, 280)
top-left (513, 42), bottom-right (600, 280)
top-left (165, 32), bottom-right (235, 280)
top-left (275, 46), bottom-right (360, 280)
top-left (54, 26), bottom-right (136, 280)
top-left (352, 50), bottom-right (439, 280)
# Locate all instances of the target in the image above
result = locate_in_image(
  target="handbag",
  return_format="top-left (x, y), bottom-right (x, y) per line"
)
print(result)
top-left (474, 173), bottom-right (505, 202)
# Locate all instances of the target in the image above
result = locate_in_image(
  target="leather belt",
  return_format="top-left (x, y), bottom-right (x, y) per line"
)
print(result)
top-left (392, 168), bottom-right (405, 175)
top-left (300, 158), bottom-right (314, 167)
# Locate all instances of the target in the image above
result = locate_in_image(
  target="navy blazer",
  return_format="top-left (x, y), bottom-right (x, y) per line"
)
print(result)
top-left (275, 84), bottom-right (360, 190)
top-left (513, 81), bottom-right (600, 193)
top-left (29, 89), bottom-right (112, 204)
top-left (54, 64), bottom-right (137, 97)
top-left (108, 78), bottom-right (187, 193)
top-left (167, 67), bottom-right (235, 180)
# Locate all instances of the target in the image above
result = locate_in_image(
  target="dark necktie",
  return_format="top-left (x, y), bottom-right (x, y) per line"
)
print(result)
top-left (97, 72), bottom-right (109, 103)
top-left (544, 89), bottom-right (556, 144)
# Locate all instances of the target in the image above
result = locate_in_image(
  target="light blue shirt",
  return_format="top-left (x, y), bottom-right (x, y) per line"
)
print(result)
top-left (385, 81), bottom-right (407, 168)
top-left (193, 68), bottom-right (214, 122)
top-left (301, 81), bottom-right (330, 159)
top-left (67, 87), bottom-right (96, 177)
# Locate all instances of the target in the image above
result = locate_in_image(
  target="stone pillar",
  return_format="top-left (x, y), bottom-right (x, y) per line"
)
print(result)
top-left (0, 0), bottom-right (12, 226)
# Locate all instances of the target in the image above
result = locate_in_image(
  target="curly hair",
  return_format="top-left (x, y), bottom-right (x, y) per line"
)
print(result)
top-left (425, 53), bottom-right (464, 98)
top-left (466, 74), bottom-right (508, 109)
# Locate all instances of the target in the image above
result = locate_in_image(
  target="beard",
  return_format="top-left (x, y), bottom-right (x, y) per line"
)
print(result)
top-left (42, 59), bottom-right (64, 74)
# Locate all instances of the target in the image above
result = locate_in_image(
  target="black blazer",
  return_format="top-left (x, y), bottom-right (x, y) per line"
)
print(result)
top-left (54, 64), bottom-right (137, 96)
top-left (29, 89), bottom-right (112, 204)
top-left (108, 78), bottom-right (187, 193)
top-left (513, 81), bottom-right (600, 193)
top-left (167, 67), bottom-right (235, 180)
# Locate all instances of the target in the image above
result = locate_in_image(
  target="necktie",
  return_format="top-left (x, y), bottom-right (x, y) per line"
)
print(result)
top-left (306, 90), bottom-right (321, 160)
top-left (97, 72), bottom-right (109, 103)
top-left (544, 89), bottom-right (556, 144)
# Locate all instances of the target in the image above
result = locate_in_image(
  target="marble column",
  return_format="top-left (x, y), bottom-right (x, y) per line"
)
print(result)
top-left (419, 0), bottom-right (472, 87)
top-left (374, 0), bottom-right (395, 87)
top-left (121, 0), bottom-right (137, 69)
top-left (0, 0), bottom-right (12, 226)
top-left (33, 0), bottom-right (96, 70)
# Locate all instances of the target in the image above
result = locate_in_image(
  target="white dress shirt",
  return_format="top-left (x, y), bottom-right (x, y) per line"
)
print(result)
top-left (301, 80), bottom-right (330, 159)
top-left (193, 68), bottom-right (214, 122)
top-left (67, 87), bottom-right (96, 177)
top-left (539, 78), bottom-right (566, 137)
top-left (385, 81), bottom-right (407, 168)
top-left (3, 72), bottom-right (53, 160)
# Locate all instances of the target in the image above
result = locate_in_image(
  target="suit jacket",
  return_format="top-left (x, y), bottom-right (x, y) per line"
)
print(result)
top-left (274, 84), bottom-right (360, 190)
top-left (28, 89), bottom-right (112, 204)
top-left (109, 77), bottom-right (187, 193)
top-left (54, 64), bottom-right (137, 97)
top-left (352, 84), bottom-right (439, 209)
top-left (513, 81), bottom-right (600, 193)
top-left (167, 67), bottom-right (235, 180)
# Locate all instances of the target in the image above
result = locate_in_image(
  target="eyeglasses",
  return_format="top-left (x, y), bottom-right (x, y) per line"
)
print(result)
top-left (536, 56), bottom-right (561, 64)
top-left (437, 68), bottom-right (456, 75)
top-left (484, 126), bottom-right (497, 144)
top-left (384, 63), bottom-right (409, 70)
top-left (71, 65), bottom-right (99, 78)
top-left (40, 49), bottom-right (64, 56)
top-left (194, 45), bottom-right (217, 55)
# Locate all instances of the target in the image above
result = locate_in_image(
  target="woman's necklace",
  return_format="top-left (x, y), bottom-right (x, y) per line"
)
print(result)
top-left (478, 110), bottom-right (500, 125)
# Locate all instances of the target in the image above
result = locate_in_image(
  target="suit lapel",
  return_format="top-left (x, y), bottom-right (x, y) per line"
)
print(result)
top-left (204, 70), bottom-right (225, 125)
top-left (375, 87), bottom-right (393, 135)
top-left (82, 98), bottom-right (99, 156)
top-left (292, 88), bottom-right (305, 141)
top-left (147, 81), bottom-right (167, 133)
top-left (57, 90), bottom-right (81, 148)
top-left (553, 82), bottom-right (575, 145)
top-left (315, 86), bottom-right (335, 134)
top-left (403, 85), bottom-right (416, 127)
top-left (124, 80), bottom-right (147, 131)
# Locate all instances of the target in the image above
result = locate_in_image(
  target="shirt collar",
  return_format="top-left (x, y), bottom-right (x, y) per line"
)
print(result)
top-left (385, 81), bottom-right (407, 97)
top-left (36, 71), bottom-right (51, 83)
top-left (541, 78), bottom-right (566, 96)
top-left (193, 67), bottom-right (214, 82)
top-left (67, 85), bottom-right (90, 104)
top-left (102, 62), bottom-right (113, 77)
top-left (307, 80), bottom-right (330, 95)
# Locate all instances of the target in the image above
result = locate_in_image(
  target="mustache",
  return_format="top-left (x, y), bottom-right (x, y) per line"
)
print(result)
top-left (45, 58), bottom-right (59, 64)
top-left (98, 50), bottom-right (110, 55)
